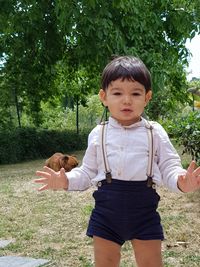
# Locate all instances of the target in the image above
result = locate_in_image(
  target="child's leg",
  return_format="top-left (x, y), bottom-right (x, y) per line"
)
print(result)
top-left (93, 236), bottom-right (121, 267)
top-left (131, 239), bottom-right (163, 267)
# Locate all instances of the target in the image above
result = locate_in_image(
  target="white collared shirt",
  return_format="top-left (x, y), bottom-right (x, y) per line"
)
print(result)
top-left (67, 117), bottom-right (186, 192)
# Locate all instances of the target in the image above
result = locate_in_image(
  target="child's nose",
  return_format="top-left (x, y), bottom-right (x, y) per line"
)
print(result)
top-left (123, 95), bottom-right (132, 104)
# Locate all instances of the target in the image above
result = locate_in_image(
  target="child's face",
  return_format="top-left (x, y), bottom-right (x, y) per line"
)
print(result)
top-left (99, 78), bottom-right (152, 126)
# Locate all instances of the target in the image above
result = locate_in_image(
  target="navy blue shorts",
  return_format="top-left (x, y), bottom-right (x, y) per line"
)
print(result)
top-left (86, 179), bottom-right (164, 246)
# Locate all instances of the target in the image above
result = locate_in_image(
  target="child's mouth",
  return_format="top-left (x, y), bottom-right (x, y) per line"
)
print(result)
top-left (121, 109), bottom-right (132, 112)
top-left (121, 109), bottom-right (133, 115)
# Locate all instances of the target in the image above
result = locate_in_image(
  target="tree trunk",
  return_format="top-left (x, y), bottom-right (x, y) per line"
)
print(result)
top-left (14, 87), bottom-right (21, 127)
top-left (76, 96), bottom-right (79, 134)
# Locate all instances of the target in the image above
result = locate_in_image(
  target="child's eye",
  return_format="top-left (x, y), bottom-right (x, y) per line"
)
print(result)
top-left (132, 93), bottom-right (141, 96)
top-left (113, 92), bottom-right (121, 95)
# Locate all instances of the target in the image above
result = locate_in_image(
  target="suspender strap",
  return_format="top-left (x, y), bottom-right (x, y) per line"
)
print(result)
top-left (99, 122), bottom-right (112, 183)
top-left (144, 120), bottom-right (154, 187)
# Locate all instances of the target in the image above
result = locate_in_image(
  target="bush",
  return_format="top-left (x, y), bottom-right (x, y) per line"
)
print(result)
top-left (162, 111), bottom-right (200, 165)
top-left (0, 127), bottom-right (89, 164)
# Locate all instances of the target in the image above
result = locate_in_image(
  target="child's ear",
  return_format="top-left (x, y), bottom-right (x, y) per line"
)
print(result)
top-left (145, 90), bottom-right (152, 106)
top-left (99, 89), bottom-right (107, 106)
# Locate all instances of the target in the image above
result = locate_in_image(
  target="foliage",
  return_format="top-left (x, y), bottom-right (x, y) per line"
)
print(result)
top-left (0, 0), bottom-right (64, 125)
top-left (55, 0), bottom-right (200, 119)
top-left (0, 127), bottom-right (88, 164)
top-left (30, 94), bottom-right (103, 131)
top-left (0, 94), bottom-right (103, 164)
top-left (163, 111), bottom-right (200, 165)
top-left (1, 0), bottom-right (200, 128)
top-left (146, 82), bottom-right (190, 120)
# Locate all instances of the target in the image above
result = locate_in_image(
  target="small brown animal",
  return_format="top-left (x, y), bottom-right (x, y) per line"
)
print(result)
top-left (45, 153), bottom-right (79, 172)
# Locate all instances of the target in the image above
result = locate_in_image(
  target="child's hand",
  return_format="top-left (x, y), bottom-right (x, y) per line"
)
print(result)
top-left (34, 166), bottom-right (68, 191)
top-left (178, 161), bottom-right (200, 193)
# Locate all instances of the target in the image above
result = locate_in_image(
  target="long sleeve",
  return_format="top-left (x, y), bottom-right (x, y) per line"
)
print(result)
top-left (66, 127), bottom-right (99, 191)
top-left (153, 122), bottom-right (186, 192)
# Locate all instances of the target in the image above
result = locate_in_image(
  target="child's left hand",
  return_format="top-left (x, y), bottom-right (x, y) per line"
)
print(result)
top-left (178, 161), bottom-right (200, 192)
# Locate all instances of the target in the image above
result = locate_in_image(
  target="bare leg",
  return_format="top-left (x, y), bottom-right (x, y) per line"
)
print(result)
top-left (131, 239), bottom-right (163, 267)
top-left (93, 236), bottom-right (121, 267)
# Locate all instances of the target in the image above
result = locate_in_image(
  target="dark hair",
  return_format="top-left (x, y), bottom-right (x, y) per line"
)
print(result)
top-left (101, 56), bottom-right (152, 92)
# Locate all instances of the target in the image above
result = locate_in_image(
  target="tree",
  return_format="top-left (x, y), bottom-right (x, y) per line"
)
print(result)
top-left (55, 0), bottom-right (200, 119)
top-left (1, 0), bottom-right (64, 126)
top-left (1, 0), bottom-right (200, 128)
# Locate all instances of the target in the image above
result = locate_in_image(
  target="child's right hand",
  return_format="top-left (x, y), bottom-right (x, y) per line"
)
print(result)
top-left (34, 167), bottom-right (68, 191)
top-left (177, 161), bottom-right (200, 193)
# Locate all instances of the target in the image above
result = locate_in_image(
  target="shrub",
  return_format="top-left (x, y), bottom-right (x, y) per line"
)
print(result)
top-left (35, 95), bottom-right (103, 131)
top-left (0, 127), bottom-right (89, 164)
top-left (163, 111), bottom-right (200, 165)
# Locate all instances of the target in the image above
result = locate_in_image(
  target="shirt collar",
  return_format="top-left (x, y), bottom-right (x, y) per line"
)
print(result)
top-left (108, 116), bottom-right (146, 129)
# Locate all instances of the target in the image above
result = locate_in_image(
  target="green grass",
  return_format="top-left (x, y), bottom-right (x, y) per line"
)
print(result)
top-left (0, 149), bottom-right (199, 266)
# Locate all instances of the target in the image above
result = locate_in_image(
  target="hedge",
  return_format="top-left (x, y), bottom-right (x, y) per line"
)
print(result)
top-left (0, 127), bottom-right (89, 164)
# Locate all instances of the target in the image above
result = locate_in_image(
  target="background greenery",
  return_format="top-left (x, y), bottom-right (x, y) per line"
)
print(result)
top-left (0, 2), bottom-right (200, 266)
top-left (0, 0), bottom-right (200, 164)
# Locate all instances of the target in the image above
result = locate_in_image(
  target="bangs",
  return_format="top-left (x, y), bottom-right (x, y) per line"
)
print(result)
top-left (101, 56), bottom-right (151, 92)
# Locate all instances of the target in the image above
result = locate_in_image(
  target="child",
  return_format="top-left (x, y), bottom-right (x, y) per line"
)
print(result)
top-left (34, 56), bottom-right (200, 267)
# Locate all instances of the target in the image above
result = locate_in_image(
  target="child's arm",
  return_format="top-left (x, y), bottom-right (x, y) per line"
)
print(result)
top-left (34, 166), bottom-right (68, 191)
top-left (177, 161), bottom-right (200, 193)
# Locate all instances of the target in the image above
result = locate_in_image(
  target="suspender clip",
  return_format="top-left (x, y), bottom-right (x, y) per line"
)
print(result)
top-left (147, 176), bottom-right (156, 189)
top-left (147, 176), bottom-right (153, 187)
top-left (105, 171), bottom-right (112, 183)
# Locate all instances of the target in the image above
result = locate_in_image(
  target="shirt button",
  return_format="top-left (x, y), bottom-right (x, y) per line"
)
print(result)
top-left (97, 181), bottom-right (102, 187)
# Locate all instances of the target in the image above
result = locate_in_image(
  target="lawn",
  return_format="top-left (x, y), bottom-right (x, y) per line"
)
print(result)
top-left (0, 149), bottom-right (200, 266)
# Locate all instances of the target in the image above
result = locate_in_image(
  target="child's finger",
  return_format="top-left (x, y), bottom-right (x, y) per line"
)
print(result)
top-left (179, 174), bottom-right (185, 181)
top-left (35, 171), bottom-right (51, 178)
top-left (33, 178), bottom-right (48, 184)
top-left (43, 166), bottom-right (56, 174)
top-left (38, 184), bottom-right (48, 191)
top-left (193, 166), bottom-right (200, 177)
top-left (187, 161), bottom-right (197, 174)
top-left (60, 168), bottom-right (66, 176)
